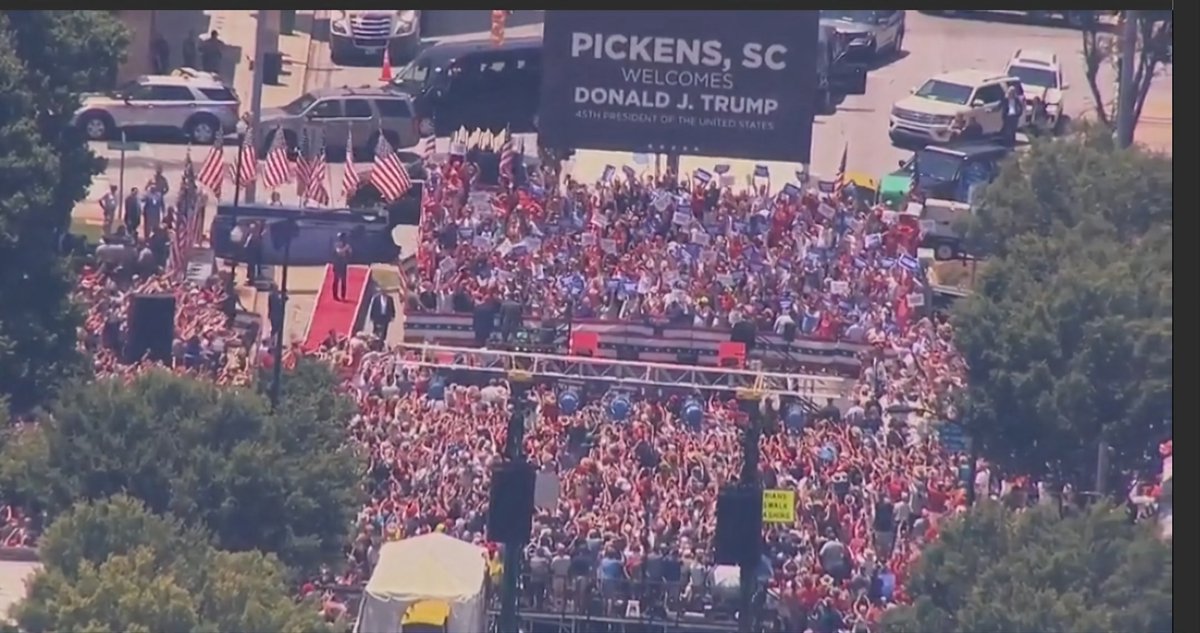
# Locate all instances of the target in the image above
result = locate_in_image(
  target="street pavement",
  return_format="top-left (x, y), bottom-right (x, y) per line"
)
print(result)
top-left (83, 11), bottom-right (1171, 213)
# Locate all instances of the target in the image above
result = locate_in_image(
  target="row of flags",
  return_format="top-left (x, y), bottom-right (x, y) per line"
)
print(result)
top-left (446, 126), bottom-right (521, 180)
top-left (592, 143), bottom-right (852, 196)
top-left (192, 126), bottom-right (426, 206)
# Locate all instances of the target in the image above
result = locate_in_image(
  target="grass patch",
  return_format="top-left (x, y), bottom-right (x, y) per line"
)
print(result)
top-left (70, 219), bottom-right (104, 245)
top-left (933, 261), bottom-right (986, 290)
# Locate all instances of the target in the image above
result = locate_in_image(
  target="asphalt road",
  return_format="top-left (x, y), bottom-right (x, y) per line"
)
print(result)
top-left (86, 11), bottom-right (1132, 207)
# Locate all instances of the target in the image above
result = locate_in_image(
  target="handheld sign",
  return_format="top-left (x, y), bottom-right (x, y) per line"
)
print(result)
top-left (762, 489), bottom-right (796, 523)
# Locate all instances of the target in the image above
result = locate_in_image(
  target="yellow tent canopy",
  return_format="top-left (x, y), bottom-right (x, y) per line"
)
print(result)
top-left (403, 600), bottom-right (450, 627)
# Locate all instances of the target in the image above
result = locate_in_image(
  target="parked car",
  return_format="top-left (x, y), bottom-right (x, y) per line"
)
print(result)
top-left (258, 86), bottom-right (420, 159)
top-left (820, 10), bottom-right (905, 64)
top-left (814, 22), bottom-right (870, 115)
top-left (72, 69), bottom-right (239, 143)
top-left (1005, 49), bottom-right (1069, 135)
top-left (329, 10), bottom-right (422, 65)
top-left (888, 70), bottom-right (1024, 146)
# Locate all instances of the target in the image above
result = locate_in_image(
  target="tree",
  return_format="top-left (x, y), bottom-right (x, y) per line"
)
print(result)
top-left (953, 134), bottom-right (1172, 486)
top-left (963, 130), bottom-right (1171, 259)
top-left (1, 364), bottom-right (362, 573)
top-left (880, 501), bottom-right (1172, 633)
top-left (11, 495), bottom-right (334, 633)
top-left (0, 12), bottom-right (129, 410)
top-left (1080, 10), bottom-right (1171, 132)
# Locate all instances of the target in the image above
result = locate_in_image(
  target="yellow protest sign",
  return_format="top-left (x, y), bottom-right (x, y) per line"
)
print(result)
top-left (761, 489), bottom-right (796, 523)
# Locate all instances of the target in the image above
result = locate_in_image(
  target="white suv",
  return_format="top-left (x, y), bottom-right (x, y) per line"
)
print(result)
top-left (1005, 49), bottom-right (1068, 134)
top-left (889, 70), bottom-right (1022, 145)
top-left (72, 69), bottom-right (240, 144)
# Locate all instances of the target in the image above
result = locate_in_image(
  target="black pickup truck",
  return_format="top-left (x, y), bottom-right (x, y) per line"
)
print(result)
top-left (815, 22), bottom-right (869, 114)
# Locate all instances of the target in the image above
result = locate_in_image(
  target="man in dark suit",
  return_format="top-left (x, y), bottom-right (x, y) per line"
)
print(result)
top-left (268, 288), bottom-right (286, 339)
top-left (368, 289), bottom-right (396, 340)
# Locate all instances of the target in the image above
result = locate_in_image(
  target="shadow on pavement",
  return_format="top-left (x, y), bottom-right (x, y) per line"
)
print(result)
top-left (148, 10), bottom-right (212, 69)
top-left (869, 49), bottom-right (910, 72)
top-left (920, 10), bottom-right (1116, 32)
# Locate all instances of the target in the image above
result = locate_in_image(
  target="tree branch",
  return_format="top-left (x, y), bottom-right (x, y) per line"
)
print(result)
top-left (1130, 17), bottom-right (1170, 135)
top-left (1080, 28), bottom-right (1113, 127)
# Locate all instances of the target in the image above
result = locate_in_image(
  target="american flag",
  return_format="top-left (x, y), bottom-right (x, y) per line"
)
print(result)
top-left (168, 199), bottom-right (202, 277)
top-left (370, 133), bottom-right (412, 202)
top-left (235, 128), bottom-right (258, 187)
top-left (342, 129), bottom-right (360, 203)
top-left (498, 130), bottom-right (516, 179)
top-left (196, 139), bottom-right (226, 195)
top-left (833, 143), bottom-right (849, 194)
top-left (262, 127), bottom-right (291, 191)
top-left (168, 223), bottom-right (188, 277)
top-left (305, 138), bottom-right (331, 206)
top-left (420, 135), bottom-right (436, 162)
top-left (295, 127), bottom-right (313, 198)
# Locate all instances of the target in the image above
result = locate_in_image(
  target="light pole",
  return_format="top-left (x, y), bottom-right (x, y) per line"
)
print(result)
top-left (1116, 10), bottom-right (1139, 148)
top-left (268, 218), bottom-right (297, 412)
top-left (230, 118), bottom-right (249, 281)
top-left (499, 369), bottom-right (534, 633)
top-left (246, 11), bottom-right (273, 203)
top-left (735, 389), bottom-right (763, 633)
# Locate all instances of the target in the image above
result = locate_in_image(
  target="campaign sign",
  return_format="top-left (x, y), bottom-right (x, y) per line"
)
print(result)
top-left (540, 10), bottom-right (819, 162)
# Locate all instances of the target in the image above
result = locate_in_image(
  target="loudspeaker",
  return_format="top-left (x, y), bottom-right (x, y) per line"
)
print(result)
top-left (126, 293), bottom-right (176, 363)
top-left (487, 461), bottom-right (536, 543)
top-left (713, 486), bottom-right (763, 566)
top-left (616, 345), bottom-right (639, 361)
top-left (676, 350), bottom-right (700, 365)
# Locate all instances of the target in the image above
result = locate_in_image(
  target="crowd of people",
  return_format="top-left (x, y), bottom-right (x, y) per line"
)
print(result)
top-left (304, 158), bottom-right (987, 631)
top-left (9, 151), bottom-right (1062, 633)
top-left (410, 160), bottom-right (929, 347)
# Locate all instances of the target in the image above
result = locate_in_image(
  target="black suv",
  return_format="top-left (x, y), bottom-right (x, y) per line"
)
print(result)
top-left (388, 35), bottom-right (543, 136)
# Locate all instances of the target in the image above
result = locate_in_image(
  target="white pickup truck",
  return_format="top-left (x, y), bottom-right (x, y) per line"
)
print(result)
top-left (329, 10), bottom-right (422, 65)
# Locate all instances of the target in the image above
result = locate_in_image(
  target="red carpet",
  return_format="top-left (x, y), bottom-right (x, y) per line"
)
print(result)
top-left (303, 264), bottom-right (371, 352)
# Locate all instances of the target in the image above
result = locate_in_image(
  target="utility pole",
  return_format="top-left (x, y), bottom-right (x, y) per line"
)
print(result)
top-left (245, 11), bottom-right (274, 203)
top-left (1116, 10), bottom-right (1139, 148)
top-left (735, 389), bottom-right (763, 633)
top-left (499, 369), bottom-right (534, 633)
top-left (268, 218), bottom-right (296, 412)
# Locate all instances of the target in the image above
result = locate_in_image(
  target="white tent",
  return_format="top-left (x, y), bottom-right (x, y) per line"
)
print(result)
top-left (355, 533), bottom-right (488, 633)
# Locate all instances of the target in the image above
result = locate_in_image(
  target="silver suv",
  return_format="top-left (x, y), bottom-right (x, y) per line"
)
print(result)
top-left (73, 69), bottom-right (240, 144)
top-left (258, 86), bottom-right (420, 158)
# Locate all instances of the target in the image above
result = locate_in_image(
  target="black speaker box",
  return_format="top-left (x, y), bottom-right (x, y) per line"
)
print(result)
top-left (713, 486), bottom-right (763, 566)
top-left (126, 293), bottom-right (175, 364)
top-left (487, 460), bottom-right (536, 543)
top-left (616, 345), bottom-right (639, 361)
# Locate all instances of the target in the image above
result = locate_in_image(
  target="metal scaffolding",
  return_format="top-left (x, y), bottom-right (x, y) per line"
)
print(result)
top-left (386, 342), bottom-right (854, 403)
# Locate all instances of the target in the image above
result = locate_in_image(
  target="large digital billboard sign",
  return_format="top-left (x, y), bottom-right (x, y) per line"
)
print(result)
top-left (539, 10), bottom-right (819, 163)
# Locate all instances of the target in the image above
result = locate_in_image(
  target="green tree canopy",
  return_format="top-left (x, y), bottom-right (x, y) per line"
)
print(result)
top-left (0, 361), bottom-right (362, 573)
top-left (0, 11), bottom-right (129, 411)
top-left (952, 133), bottom-right (1172, 485)
top-left (11, 495), bottom-right (334, 633)
top-left (880, 501), bottom-right (1172, 633)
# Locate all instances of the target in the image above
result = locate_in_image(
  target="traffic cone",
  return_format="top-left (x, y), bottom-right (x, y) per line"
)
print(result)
top-left (379, 47), bottom-right (393, 83)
